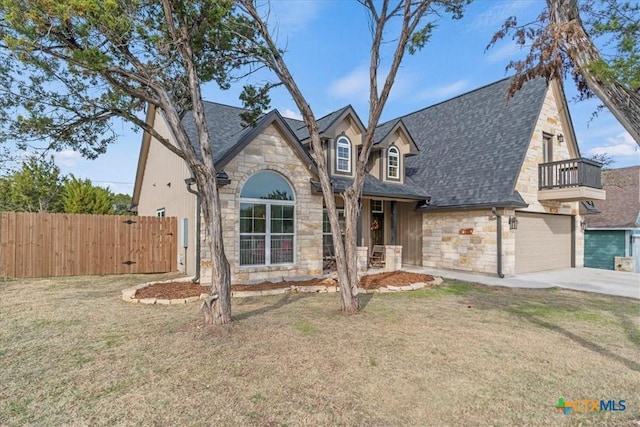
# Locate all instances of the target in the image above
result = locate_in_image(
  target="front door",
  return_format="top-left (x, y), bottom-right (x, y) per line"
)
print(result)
top-left (371, 200), bottom-right (384, 246)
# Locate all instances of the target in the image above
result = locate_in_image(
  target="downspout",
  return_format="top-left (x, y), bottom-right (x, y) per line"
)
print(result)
top-left (185, 177), bottom-right (201, 283)
top-left (492, 207), bottom-right (505, 278)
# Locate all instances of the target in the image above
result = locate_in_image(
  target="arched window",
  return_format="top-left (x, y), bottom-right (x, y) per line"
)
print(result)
top-left (336, 136), bottom-right (351, 173)
top-left (239, 171), bottom-right (295, 266)
top-left (387, 146), bottom-right (399, 179)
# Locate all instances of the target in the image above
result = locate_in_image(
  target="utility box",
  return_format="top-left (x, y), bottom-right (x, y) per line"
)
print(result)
top-left (180, 218), bottom-right (188, 249)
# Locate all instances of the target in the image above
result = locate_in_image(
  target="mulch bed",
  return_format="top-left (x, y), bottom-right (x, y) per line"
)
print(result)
top-left (134, 271), bottom-right (435, 300)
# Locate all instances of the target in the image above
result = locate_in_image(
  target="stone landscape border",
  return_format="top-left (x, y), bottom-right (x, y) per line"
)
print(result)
top-left (121, 275), bottom-right (444, 305)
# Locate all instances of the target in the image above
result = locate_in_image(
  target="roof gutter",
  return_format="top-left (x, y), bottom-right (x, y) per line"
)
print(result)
top-left (417, 201), bottom-right (528, 212)
top-left (492, 207), bottom-right (505, 279)
top-left (185, 176), bottom-right (201, 283)
top-left (309, 179), bottom-right (430, 202)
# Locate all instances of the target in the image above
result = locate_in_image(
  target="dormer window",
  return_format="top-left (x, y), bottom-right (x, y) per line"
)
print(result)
top-left (336, 136), bottom-right (351, 173)
top-left (387, 146), bottom-right (399, 179)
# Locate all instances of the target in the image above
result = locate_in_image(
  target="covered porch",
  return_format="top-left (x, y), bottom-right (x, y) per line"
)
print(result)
top-left (321, 197), bottom-right (426, 273)
top-left (311, 173), bottom-right (430, 273)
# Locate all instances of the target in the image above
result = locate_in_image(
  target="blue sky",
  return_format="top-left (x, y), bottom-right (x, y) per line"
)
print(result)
top-left (46, 0), bottom-right (639, 195)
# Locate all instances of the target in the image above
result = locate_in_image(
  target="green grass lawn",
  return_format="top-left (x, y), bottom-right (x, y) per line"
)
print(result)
top-left (1, 273), bottom-right (638, 426)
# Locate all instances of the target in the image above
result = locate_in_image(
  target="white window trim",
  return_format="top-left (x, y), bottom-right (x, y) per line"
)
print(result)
top-left (336, 136), bottom-right (352, 173)
top-left (239, 198), bottom-right (296, 267)
top-left (371, 200), bottom-right (384, 213)
top-left (387, 146), bottom-right (400, 179)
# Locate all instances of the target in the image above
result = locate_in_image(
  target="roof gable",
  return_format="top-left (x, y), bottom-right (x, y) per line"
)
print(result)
top-left (216, 109), bottom-right (316, 173)
top-left (373, 119), bottom-right (419, 155)
top-left (286, 105), bottom-right (366, 142)
top-left (132, 105), bottom-right (158, 209)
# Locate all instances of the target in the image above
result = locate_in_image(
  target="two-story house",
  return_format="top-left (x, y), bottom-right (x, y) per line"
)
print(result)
top-left (132, 77), bottom-right (605, 283)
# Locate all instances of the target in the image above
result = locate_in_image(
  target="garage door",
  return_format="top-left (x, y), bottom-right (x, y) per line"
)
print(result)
top-left (515, 213), bottom-right (572, 274)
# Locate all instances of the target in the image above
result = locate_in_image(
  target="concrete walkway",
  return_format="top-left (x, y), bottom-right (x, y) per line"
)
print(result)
top-left (402, 266), bottom-right (640, 299)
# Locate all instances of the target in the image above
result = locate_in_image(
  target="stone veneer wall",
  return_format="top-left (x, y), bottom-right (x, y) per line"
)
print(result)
top-left (384, 246), bottom-right (403, 271)
top-left (514, 83), bottom-right (584, 267)
top-left (422, 209), bottom-right (515, 275)
top-left (200, 124), bottom-right (324, 284)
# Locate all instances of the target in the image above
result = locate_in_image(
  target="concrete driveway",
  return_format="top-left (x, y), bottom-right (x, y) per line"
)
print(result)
top-left (404, 266), bottom-right (640, 299)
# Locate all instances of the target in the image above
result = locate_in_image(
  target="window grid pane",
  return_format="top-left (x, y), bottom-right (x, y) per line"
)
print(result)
top-left (271, 235), bottom-right (294, 264)
top-left (240, 236), bottom-right (266, 265)
top-left (336, 137), bottom-right (351, 172)
top-left (240, 172), bottom-right (296, 267)
top-left (388, 147), bottom-right (399, 178)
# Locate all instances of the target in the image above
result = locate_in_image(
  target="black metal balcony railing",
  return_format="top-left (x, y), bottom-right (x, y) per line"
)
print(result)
top-left (538, 158), bottom-right (603, 190)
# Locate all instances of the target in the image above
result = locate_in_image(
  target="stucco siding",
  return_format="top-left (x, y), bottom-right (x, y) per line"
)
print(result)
top-left (137, 112), bottom-right (197, 275)
top-left (328, 116), bottom-right (363, 177)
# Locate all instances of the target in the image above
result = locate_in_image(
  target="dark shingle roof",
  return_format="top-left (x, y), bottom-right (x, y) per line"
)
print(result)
top-left (283, 106), bottom-right (354, 141)
top-left (372, 119), bottom-right (397, 145)
top-left (181, 102), bottom-right (315, 172)
top-left (181, 77), bottom-right (547, 207)
top-left (390, 77), bottom-right (548, 209)
top-left (181, 101), bottom-right (250, 164)
top-left (312, 174), bottom-right (430, 201)
top-left (588, 166), bottom-right (640, 228)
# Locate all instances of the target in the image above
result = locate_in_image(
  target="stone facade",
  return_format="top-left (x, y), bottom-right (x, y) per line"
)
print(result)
top-left (200, 124), bottom-right (324, 284)
top-left (356, 247), bottom-right (368, 273)
top-left (384, 246), bottom-right (403, 271)
top-left (422, 209), bottom-right (514, 275)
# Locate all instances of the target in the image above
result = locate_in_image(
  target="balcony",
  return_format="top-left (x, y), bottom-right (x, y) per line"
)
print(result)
top-left (538, 158), bottom-right (606, 201)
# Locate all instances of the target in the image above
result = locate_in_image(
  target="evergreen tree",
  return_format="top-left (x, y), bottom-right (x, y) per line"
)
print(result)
top-left (0, 156), bottom-right (65, 212)
top-left (61, 176), bottom-right (114, 214)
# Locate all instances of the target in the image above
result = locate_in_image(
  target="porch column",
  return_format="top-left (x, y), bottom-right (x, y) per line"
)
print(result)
top-left (356, 198), bottom-right (363, 246)
top-left (390, 201), bottom-right (397, 245)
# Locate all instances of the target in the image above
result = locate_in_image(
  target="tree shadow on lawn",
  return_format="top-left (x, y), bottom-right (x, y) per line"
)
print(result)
top-left (463, 288), bottom-right (640, 373)
top-left (612, 311), bottom-right (640, 350)
top-left (514, 312), bottom-right (640, 373)
top-left (233, 293), bottom-right (312, 321)
top-left (233, 292), bottom-right (375, 321)
top-left (359, 293), bottom-right (374, 310)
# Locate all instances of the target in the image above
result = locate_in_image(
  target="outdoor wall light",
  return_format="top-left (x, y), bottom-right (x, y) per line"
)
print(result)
top-left (508, 216), bottom-right (518, 230)
top-left (580, 220), bottom-right (587, 231)
top-left (557, 133), bottom-right (565, 143)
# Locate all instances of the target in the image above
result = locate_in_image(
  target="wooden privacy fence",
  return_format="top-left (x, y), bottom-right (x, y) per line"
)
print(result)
top-left (0, 212), bottom-right (177, 278)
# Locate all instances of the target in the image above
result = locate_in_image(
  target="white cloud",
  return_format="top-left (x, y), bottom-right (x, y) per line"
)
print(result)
top-left (588, 132), bottom-right (639, 157)
top-left (281, 108), bottom-right (302, 120)
top-left (485, 41), bottom-right (525, 63)
top-left (265, 0), bottom-right (324, 36)
top-left (327, 65), bottom-right (415, 105)
top-left (328, 67), bottom-right (369, 101)
top-left (53, 150), bottom-right (82, 168)
top-left (417, 79), bottom-right (470, 101)
top-left (470, 0), bottom-right (538, 32)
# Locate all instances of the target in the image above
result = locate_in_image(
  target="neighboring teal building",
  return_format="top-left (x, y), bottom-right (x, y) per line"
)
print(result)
top-left (584, 166), bottom-right (639, 272)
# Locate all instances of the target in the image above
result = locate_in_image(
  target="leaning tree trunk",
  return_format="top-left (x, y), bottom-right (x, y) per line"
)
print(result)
top-left (198, 173), bottom-right (232, 324)
top-left (548, 0), bottom-right (640, 144)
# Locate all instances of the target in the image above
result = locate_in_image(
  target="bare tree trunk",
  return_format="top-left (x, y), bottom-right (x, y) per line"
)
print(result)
top-left (199, 173), bottom-right (232, 324)
top-left (159, 0), bottom-right (233, 324)
top-left (548, 0), bottom-right (640, 143)
top-left (339, 193), bottom-right (360, 313)
top-left (240, 0), bottom-right (441, 313)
